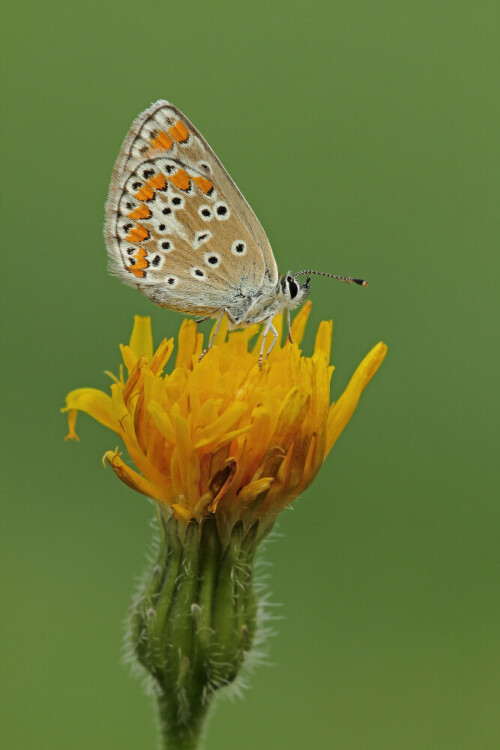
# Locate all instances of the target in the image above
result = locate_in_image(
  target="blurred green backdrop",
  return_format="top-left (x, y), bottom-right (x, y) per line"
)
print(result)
top-left (2, 1), bottom-right (499, 748)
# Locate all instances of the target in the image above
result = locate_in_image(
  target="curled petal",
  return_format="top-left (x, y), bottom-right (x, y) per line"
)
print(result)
top-left (62, 388), bottom-right (119, 435)
top-left (104, 450), bottom-right (170, 503)
top-left (64, 409), bottom-right (79, 441)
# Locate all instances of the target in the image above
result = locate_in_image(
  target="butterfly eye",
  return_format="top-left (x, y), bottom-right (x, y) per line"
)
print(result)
top-left (198, 205), bottom-right (213, 221)
top-left (231, 240), bottom-right (246, 256)
top-left (288, 278), bottom-right (299, 299)
top-left (214, 202), bottom-right (230, 220)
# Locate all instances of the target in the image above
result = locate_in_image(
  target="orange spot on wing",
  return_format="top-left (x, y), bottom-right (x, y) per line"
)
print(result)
top-left (168, 168), bottom-right (191, 191)
top-left (151, 130), bottom-right (173, 151)
top-left (193, 175), bottom-right (213, 195)
top-left (169, 120), bottom-right (189, 143)
top-left (135, 185), bottom-right (154, 201)
top-left (127, 247), bottom-right (148, 278)
top-left (148, 173), bottom-right (167, 190)
top-left (126, 224), bottom-right (149, 243)
top-left (128, 205), bottom-right (151, 220)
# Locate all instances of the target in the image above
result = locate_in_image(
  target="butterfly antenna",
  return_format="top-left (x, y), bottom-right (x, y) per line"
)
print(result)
top-left (293, 270), bottom-right (368, 287)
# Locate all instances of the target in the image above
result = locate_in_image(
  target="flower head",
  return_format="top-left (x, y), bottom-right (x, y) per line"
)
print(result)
top-left (63, 304), bottom-right (386, 539)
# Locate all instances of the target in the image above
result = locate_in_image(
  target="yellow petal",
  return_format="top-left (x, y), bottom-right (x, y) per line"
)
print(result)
top-left (196, 425), bottom-right (252, 453)
top-left (171, 403), bottom-right (192, 500)
top-left (175, 319), bottom-right (198, 369)
top-left (150, 337), bottom-right (174, 375)
top-left (227, 324), bottom-right (260, 349)
top-left (209, 313), bottom-right (228, 346)
top-left (104, 369), bottom-right (121, 384)
top-left (290, 300), bottom-right (312, 344)
top-left (300, 354), bottom-right (331, 489)
top-left (120, 344), bottom-right (137, 374)
top-left (194, 402), bottom-right (248, 448)
top-left (314, 320), bottom-right (333, 362)
top-left (104, 450), bottom-right (170, 502)
top-left (170, 503), bottom-right (193, 522)
top-left (110, 384), bottom-right (170, 492)
top-left (148, 400), bottom-right (176, 443)
top-left (326, 342), bottom-right (388, 455)
top-left (257, 387), bottom-right (309, 479)
top-left (122, 355), bottom-right (146, 404)
top-left (272, 312), bottom-right (284, 349)
top-left (62, 388), bottom-right (119, 434)
top-left (207, 457), bottom-right (238, 513)
top-left (64, 409), bottom-right (79, 441)
top-left (196, 331), bottom-right (204, 356)
top-left (129, 315), bottom-right (153, 361)
top-left (237, 477), bottom-right (273, 507)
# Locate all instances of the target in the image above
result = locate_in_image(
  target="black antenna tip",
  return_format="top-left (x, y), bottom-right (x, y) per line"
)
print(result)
top-left (354, 278), bottom-right (368, 287)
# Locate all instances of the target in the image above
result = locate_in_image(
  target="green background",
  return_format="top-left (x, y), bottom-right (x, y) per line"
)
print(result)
top-left (2, 1), bottom-right (498, 748)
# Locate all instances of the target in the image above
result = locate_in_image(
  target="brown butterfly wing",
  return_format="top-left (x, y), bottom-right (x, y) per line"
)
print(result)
top-left (105, 101), bottom-right (278, 319)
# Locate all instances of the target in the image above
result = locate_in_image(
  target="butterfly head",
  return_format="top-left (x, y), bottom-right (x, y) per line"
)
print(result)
top-left (279, 272), bottom-right (311, 310)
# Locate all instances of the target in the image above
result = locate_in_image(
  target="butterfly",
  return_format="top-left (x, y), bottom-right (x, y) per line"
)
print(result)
top-left (105, 100), bottom-right (367, 365)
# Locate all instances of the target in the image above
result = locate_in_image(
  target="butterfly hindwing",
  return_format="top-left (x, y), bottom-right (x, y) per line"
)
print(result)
top-left (105, 101), bottom-right (279, 319)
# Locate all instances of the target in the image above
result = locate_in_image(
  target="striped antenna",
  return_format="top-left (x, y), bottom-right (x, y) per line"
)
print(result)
top-left (293, 270), bottom-right (368, 287)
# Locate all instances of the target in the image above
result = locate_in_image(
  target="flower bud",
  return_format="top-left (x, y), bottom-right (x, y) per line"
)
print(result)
top-left (130, 509), bottom-right (259, 748)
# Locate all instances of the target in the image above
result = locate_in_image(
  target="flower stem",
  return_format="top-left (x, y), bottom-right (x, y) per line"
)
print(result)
top-left (157, 690), bottom-right (209, 750)
top-left (130, 511), bottom-right (260, 750)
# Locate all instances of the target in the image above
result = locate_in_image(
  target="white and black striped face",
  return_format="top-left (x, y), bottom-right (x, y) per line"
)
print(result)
top-left (279, 273), bottom-right (311, 309)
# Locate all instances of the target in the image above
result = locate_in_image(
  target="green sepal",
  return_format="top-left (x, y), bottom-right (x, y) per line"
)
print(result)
top-left (129, 511), bottom-right (263, 750)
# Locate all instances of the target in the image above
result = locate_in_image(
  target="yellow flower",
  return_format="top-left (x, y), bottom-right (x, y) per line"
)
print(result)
top-left (62, 304), bottom-right (386, 539)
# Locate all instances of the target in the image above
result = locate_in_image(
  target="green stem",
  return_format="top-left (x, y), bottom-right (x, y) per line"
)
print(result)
top-left (157, 690), bottom-right (209, 750)
top-left (130, 513), bottom-right (262, 750)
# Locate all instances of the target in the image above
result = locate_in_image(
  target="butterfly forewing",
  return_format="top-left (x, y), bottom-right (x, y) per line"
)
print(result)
top-left (105, 101), bottom-right (278, 320)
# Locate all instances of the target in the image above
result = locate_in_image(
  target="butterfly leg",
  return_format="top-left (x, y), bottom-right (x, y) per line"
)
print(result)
top-left (258, 316), bottom-right (278, 368)
top-left (286, 308), bottom-right (293, 344)
top-left (195, 315), bottom-right (212, 324)
top-left (198, 310), bottom-right (225, 362)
